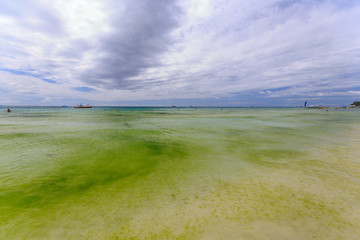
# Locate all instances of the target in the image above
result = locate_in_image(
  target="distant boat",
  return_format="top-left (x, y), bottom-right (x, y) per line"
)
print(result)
top-left (307, 106), bottom-right (326, 109)
top-left (306, 105), bottom-right (327, 109)
top-left (304, 101), bottom-right (327, 109)
top-left (74, 104), bottom-right (92, 108)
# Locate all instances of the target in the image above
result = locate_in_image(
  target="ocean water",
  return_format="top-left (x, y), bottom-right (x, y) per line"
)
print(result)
top-left (0, 107), bottom-right (359, 239)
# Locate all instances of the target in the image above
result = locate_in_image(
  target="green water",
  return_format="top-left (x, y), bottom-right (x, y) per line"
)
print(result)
top-left (0, 107), bottom-right (359, 239)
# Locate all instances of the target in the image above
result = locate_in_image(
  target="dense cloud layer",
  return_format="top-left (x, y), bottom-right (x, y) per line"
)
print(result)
top-left (0, 0), bottom-right (359, 106)
top-left (80, 0), bottom-right (180, 89)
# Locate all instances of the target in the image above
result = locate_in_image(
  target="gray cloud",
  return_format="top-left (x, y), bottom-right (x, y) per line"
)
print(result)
top-left (81, 0), bottom-right (180, 89)
top-left (57, 39), bottom-right (94, 59)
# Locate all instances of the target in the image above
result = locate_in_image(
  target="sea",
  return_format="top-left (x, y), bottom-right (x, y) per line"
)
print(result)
top-left (0, 107), bottom-right (359, 239)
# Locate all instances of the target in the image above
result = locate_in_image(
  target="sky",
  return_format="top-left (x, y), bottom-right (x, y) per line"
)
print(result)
top-left (0, 0), bottom-right (359, 106)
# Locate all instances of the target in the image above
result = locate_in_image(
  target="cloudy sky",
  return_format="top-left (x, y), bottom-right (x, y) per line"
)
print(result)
top-left (0, 0), bottom-right (359, 106)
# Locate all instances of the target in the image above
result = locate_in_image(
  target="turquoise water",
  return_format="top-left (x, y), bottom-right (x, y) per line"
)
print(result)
top-left (0, 107), bottom-right (360, 239)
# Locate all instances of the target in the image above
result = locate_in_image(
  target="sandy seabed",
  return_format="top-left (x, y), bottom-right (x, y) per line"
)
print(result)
top-left (0, 107), bottom-right (359, 239)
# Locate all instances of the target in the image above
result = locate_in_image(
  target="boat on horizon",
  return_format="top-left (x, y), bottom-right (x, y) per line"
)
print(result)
top-left (74, 104), bottom-right (92, 108)
top-left (303, 101), bottom-right (327, 109)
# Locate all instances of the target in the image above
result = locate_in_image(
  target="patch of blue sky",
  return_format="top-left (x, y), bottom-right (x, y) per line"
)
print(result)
top-left (275, 0), bottom-right (355, 10)
top-left (0, 67), bottom-right (53, 78)
top-left (0, 68), bottom-right (57, 84)
top-left (0, 68), bottom-right (40, 78)
top-left (337, 72), bottom-right (360, 79)
top-left (348, 86), bottom-right (360, 91)
top-left (72, 87), bottom-right (97, 92)
top-left (275, 0), bottom-right (302, 10)
top-left (326, 87), bottom-right (360, 93)
top-left (264, 86), bottom-right (292, 92)
top-left (42, 78), bottom-right (57, 84)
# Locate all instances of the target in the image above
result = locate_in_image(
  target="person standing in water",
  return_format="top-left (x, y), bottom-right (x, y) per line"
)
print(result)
top-left (7, 109), bottom-right (11, 112)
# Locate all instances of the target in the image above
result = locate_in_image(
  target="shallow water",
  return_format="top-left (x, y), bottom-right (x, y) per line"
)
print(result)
top-left (0, 107), bottom-right (359, 239)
